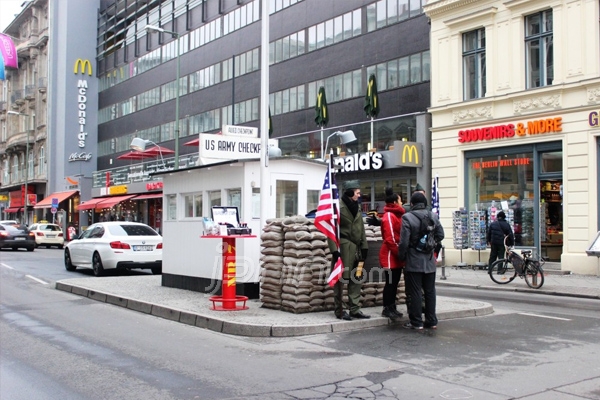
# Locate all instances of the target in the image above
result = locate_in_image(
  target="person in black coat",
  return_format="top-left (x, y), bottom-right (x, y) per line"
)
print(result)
top-left (486, 211), bottom-right (515, 269)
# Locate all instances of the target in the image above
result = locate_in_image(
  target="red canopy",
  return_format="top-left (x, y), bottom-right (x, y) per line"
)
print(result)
top-left (184, 138), bottom-right (199, 146)
top-left (117, 151), bottom-right (156, 160)
top-left (143, 145), bottom-right (174, 156)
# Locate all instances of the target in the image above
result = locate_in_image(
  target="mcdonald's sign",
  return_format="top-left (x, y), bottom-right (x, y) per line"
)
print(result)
top-left (73, 58), bottom-right (92, 75)
top-left (393, 141), bottom-right (422, 167)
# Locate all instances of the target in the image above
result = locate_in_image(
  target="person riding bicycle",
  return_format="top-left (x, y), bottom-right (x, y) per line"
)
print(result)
top-left (486, 211), bottom-right (515, 270)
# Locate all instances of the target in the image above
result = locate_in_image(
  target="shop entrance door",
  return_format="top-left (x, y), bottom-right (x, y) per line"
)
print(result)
top-left (540, 179), bottom-right (563, 261)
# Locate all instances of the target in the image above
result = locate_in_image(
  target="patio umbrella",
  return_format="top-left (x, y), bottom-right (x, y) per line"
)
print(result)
top-left (117, 151), bottom-right (156, 160)
top-left (364, 74), bottom-right (380, 150)
top-left (314, 86), bottom-right (329, 159)
top-left (142, 145), bottom-right (175, 156)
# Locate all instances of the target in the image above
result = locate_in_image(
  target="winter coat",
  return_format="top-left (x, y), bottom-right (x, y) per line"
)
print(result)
top-left (378, 203), bottom-right (406, 269)
top-left (486, 219), bottom-right (514, 247)
top-left (327, 197), bottom-right (368, 279)
top-left (398, 203), bottom-right (445, 274)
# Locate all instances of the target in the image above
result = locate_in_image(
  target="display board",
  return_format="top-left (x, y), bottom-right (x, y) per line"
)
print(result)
top-left (452, 209), bottom-right (469, 249)
top-left (469, 210), bottom-right (487, 250)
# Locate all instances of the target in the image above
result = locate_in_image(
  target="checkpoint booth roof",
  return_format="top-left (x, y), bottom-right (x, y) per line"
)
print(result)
top-left (154, 156), bottom-right (327, 297)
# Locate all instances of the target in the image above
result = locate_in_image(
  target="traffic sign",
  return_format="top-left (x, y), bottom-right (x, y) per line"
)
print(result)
top-left (51, 207), bottom-right (57, 214)
top-left (51, 197), bottom-right (59, 208)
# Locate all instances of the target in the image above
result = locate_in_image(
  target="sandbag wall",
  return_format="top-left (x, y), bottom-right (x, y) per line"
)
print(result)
top-left (259, 216), bottom-right (406, 314)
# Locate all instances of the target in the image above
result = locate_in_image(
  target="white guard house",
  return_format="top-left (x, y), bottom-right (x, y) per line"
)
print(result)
top-left (154, 157), bottom-right (327, 299)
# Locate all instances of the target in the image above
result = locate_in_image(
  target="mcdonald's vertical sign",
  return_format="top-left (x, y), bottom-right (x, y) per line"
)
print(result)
top-left (71, 58), bottom-right (93, 162)
top-left (393, 141), bottom-right (423, 167)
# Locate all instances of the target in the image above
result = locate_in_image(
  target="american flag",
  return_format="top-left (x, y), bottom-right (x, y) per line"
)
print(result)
top-left (432, 174), bottom-right (440, 217)
top-left (314, 160), bottom-right (344, 287)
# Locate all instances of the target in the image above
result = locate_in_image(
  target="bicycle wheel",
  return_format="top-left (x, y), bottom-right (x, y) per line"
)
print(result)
top-left (489, 259), bottom-right (517, 284)
top-left (524, 262), bottom-right (544, 289)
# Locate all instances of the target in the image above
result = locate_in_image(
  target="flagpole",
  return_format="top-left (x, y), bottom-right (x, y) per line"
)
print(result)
top-left (320, 126), bottom-right (324, 159)
top-left (370, 117), bottom-right (374, 151)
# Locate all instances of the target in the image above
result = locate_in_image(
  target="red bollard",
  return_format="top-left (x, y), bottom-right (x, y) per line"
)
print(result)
top-left (207, 235), bottom-right (249, 311)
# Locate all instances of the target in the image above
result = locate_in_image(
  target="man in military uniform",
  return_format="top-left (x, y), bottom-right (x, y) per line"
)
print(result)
top-left (328, 179), bottom-right (370, 320)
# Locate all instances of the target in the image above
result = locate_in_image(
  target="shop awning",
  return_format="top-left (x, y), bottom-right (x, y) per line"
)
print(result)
top-left (133, 193), bottom-right (163, 200)
top-left (4, 207), bottom-right (23, 213)
top-left (34, 190), bottom-right (79, 209)
top-left (78, 198), bottom-right (110, 211)
top-left (95, 195), bottom-right (136, 209)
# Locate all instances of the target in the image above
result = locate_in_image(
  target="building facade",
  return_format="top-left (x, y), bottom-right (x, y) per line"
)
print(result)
top-left (425, 0), bottom-right (600, 274)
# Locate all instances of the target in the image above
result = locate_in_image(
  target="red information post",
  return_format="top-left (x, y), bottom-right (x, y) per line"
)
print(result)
top-left (201, 234), bottom-right (255, 311)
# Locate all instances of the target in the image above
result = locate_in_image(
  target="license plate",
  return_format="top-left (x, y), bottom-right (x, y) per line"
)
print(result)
top-left (15, 237), bottom-right (26, 240)
top-left (133, 245), bottom-right (154, 251)
top-left (47, 234), bottom-right (56, 238)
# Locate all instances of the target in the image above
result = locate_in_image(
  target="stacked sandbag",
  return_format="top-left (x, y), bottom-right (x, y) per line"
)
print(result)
top-left (280, 216), bottom-right (315, 313)
top-left (259, 218), bottom-right (285, 310)
top-left (307, 224), bottom-right (334, 311)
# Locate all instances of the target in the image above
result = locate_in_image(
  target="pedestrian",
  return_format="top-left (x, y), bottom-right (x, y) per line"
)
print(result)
top-left (328, 179), bottom-right (370, 320)
top-left (486, 211), bottom-right (514, 269)
top-left (379, 188), bottom-right (406, 320)
top-left (399, 192), bottom-right (444, 330)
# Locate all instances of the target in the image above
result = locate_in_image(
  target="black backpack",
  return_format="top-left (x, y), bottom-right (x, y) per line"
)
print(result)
top-left (412, 211), bottom-right (437, 255)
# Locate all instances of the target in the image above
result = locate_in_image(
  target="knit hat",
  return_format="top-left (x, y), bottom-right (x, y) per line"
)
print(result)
top-left (414, 183), bottom-right (425, 192)
top-left (410, 192), bottom-right (427, 206)
top-left (342, 180), bottom-right (360, 191)
top-left (497, 211), bottom-right (506, 220)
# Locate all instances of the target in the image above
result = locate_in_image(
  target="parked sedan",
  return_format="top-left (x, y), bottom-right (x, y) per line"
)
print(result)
top-left (29, 223), bottom-right (65, 248)
top-left (0, 224), bottom-right (36, 251)
top-left (64, 221), bottom-right (162, 276)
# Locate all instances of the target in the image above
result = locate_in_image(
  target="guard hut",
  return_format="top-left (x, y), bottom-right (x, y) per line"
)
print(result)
top-left (155, 156), bottom-right (326, 299)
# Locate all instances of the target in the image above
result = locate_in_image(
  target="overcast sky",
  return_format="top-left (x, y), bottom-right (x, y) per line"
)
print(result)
top-left (1, 0), bottom-right (26, 32)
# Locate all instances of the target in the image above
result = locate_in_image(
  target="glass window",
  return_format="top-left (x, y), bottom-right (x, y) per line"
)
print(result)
top-left (227, 188), bottom-right (242, 217)
top-left (525, 10), bottom-right (553, 89)
top-left (307, 189), bottom-right (319, 212)
top-left (366, 4), bottom-right (376, 32)
top-left (276, 180), bottom-right (298, 217)
top-left (467, 152), bottom-right (534, 246)
top-left (410, 53), bottom-right (421, 83)
top-left (376, 0), bottom-right (387, 29)
top-left (398, 56), bottom-right (409, 86)
top-left (343, 12), bottom-right (353, 40)
top-left (252, 188), bottom-right (260, 219)
top-left (463, 28), bottom-right (486, 100)
top-left (540, 151), bottom-right (562, 173)
top-left (209, 190), bottom-right (221, 207)
top-left (167, 194), bottom-right (177, 220)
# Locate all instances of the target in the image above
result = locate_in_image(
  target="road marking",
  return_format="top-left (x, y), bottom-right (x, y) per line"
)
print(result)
top-left (518, 312), bottom-right (571, 321)
top-left (26, 275), bottom-right (49, 285)
top-left (1, 263), bottom-right (14, 269)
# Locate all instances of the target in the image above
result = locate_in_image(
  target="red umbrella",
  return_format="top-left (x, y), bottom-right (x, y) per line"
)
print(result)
top-left (117, 151), bottom-right (156, 160)
top-left (143, 145), bottom-right (175, 156)
top-left (184, 138), bottom-right (200, 146)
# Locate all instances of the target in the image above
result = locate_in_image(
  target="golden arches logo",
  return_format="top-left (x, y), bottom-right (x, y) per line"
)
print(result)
top-left (73, 59), bottom-right (92, 76)
top-left (402, 144), bottom-right (419, 164)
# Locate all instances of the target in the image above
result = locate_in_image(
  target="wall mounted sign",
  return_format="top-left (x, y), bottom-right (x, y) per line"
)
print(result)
top-left (333, 152), bottom-right (384, 172)
top-left (458, 117), bottom-right (562, 143)
top-left (393, 141), bottom-right (423, 167)
top-left (73, 58), bottom-right (94, 160)
top-left (199, 133), bottom-right (278, 160)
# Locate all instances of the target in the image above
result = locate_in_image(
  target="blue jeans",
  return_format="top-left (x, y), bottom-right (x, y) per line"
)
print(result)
top-left (404, 271), bottom-right (437, 327)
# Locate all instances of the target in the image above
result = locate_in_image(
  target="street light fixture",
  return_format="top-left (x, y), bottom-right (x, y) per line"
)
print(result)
top-left (130, 137), bottom-right (166, 169)
top-left (145, 24), bottom-right (181, 170)
top-left (7, 111), bottom-right (31, 224)
top-left (323, 130), bottom-right (357, 159)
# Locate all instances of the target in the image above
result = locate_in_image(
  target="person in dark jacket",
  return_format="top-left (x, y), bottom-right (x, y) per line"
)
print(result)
top-left (378, 188), bottom-right (406, 320)
top-left (327, 179), bottom-right (370, 320)
top-left (486, 211), bottom-right (514, 269)
top-left (399, 192), bottom-right (444, 330)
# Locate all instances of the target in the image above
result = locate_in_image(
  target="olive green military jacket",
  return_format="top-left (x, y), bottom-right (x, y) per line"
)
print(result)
top-left (327, 199), bottom-right (368, 275)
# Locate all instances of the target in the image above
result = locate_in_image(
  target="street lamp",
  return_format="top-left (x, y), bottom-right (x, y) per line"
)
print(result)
top-left (8, 111), bottom-right (30, 224)
top-left (130, 137), bottom-right (166, 169)
top-left (145, 24), bottom-right (181, 170)
top-left (323, 130), bottom-right (357, 159)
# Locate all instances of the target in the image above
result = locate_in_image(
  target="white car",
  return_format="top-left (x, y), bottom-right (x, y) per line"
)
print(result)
top-left (29, 223), bottom-right (65, 248)
top-left (64, 221), bottom-right (162, 276)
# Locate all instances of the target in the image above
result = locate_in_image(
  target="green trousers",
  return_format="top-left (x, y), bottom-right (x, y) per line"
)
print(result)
top-left (333, 276), bottom-right (363, 315)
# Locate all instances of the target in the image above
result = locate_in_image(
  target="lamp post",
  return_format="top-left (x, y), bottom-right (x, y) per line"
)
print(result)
top-left (130, 137), bottom-right (166, 169)
top-left (145, 24), bottom-right (180, 170)
top-left (323, 130), bottom-right (357, 159)
top-left (8, 111), bottom-right (30, 224)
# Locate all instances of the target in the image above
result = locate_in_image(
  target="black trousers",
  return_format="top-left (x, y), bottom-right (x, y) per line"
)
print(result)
top-left (404, 271), bottom-right (437, 327)
top-left (382, 268), bottom-right (403, 308)
top-left (488, 243), bottom-right (504, 268)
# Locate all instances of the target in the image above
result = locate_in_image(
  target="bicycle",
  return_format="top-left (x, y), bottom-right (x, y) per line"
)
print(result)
top-left (488, 237), bottom-right (545, 289)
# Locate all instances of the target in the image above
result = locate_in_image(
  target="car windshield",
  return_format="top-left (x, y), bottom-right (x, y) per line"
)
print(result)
top-left (40, 224), bottom-right (61, 231)
top-left (107, 224), bottom-right (158, 237)
top-left (3, 225), bottom-right (23, 232)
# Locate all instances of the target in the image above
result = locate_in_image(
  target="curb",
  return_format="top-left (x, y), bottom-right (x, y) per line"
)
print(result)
top-left (55, 282), bottom-right (494, 337)
top-left (436, 281), bottom-right (600, 300)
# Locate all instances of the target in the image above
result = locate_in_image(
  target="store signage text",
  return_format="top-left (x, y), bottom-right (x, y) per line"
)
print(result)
top-left (68, 152), bottom-right (92, 162)
top-left (109, 185), bottom-right (128, 195)
top-left (472, 157), bottom-right (531, 169)
top-left (222, 124), bottom-right (259, 138)
top-left (589, 111), bottom-right (600, 127)
top-left (73, 58), bottom-right (94, 161)
top-left (333, 152), bottom-right (383, 172)
top-left (146, 182), bottom-right (163, 190)
top-left (458, 117), bottom-right (562, 143)
top-left (199, 133), bottom-right (278, 160)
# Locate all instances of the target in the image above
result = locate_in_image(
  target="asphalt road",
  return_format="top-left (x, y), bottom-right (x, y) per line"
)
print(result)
top-left (2, 249), bottom-right (600, 399)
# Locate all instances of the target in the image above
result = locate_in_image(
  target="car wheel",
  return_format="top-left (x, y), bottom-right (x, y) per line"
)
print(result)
top-left (151, 267), bottom-right (162, 275)
top-left (64, 249), bottom-right (76, 271)
top-left (92, 253), bottom-right (104, 277)
top-left (27, 246), bottom-right (34, 252)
